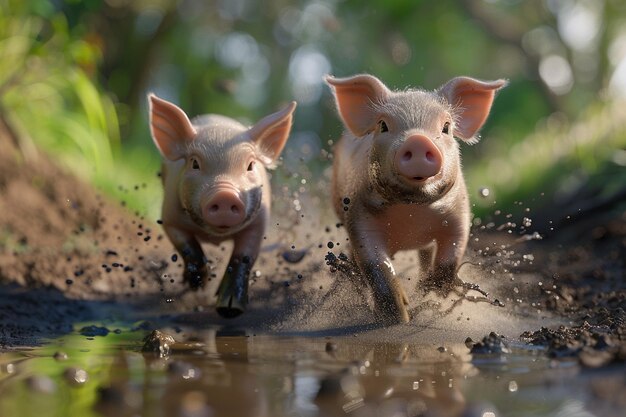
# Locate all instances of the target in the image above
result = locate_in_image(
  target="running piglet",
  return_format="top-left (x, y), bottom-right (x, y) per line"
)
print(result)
top-left (325, 74), bottom-right (506, 323)
top-left (149, 95), bottom-right (296, 318)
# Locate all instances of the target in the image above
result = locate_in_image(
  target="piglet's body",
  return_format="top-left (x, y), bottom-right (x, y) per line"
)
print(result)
top-left (326, 74), bottom-right (505, 324)
top-left (149, 95), bottom-right (296, 318)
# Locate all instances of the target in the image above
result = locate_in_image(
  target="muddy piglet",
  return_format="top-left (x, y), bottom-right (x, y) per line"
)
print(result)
top-left (149, 95), bottom-right (296, 318)
top-left (326, 74), bottom-right (506, 324)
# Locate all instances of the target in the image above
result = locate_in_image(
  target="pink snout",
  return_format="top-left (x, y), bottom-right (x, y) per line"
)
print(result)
top-left (203, 190), bottom-right (245, 228)
top-left (394, 135), bottom-right (443, 181)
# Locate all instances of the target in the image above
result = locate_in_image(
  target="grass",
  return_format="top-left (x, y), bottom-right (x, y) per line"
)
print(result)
top-left (0, 0), bottom-right (160, 218)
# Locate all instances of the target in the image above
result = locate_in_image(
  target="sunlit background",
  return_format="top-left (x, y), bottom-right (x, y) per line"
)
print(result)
top-left (1, 0), bottom-right (625, 219)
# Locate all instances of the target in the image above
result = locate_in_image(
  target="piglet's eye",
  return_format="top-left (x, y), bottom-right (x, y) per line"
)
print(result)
top-left (442, 122), bottom-right (450, 135)
top-left (378, 120), bottom-right (389, 133)
top-left (247, 161), bottom-right (255, 171)
top-left (191, 158), bottom-right (200, 170)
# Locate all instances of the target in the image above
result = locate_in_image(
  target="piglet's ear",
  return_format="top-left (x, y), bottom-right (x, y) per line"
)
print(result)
top-left (438, 77), bottom-right (507, 144)
top-left (248, 101), bottom-right (297, 166)
top-left (149, 94), bottom-right (197, 160)
top-left (325, 74), bottom-right (391, 137)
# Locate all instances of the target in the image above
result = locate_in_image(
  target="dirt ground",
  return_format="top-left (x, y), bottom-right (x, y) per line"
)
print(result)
top-left (0, 125), bottom-right (624, 368)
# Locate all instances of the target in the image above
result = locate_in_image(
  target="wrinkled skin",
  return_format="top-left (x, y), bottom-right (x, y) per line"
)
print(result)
top-left (149, 95), bottom-right (296, 318)
top-left (326, 74), bottom-right (506, 324)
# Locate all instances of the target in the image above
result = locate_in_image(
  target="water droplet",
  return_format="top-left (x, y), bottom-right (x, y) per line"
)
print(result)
top-left (508, 380), bottom-right (518, 392)
top-left (442, 220), bottom-right (448, 227)
top-left (64, 368), bottom-right (88, 385)
top-left (479, 187), bottom-right (490, 198)
top-left (412, 381), bottom-right (419, 390)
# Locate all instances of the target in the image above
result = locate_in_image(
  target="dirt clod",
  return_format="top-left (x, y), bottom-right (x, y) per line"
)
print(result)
top-left (142, 330), bottom-right (176, 357)
top-left (470, 332), bottom-right (510, 355)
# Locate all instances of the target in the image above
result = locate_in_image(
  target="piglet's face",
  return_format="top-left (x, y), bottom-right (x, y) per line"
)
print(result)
top-left (149, 95), bottom-right (296, 235)
top-left (326, 74), bottom-right (506, 204)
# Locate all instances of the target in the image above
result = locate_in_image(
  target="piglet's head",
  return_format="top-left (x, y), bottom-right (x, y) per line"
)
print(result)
top-left (326, 74), bottom-right (506, 203)
top-left (149, 94), bottom-right (296, 234)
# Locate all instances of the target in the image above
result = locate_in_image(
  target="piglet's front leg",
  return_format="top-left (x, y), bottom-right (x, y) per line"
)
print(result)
top-left (215, 224), bottom-right (263, 318)
top-left (165, 226), bottom-right (208, 290)
top-left (348, 219), bottom-right (410, 324)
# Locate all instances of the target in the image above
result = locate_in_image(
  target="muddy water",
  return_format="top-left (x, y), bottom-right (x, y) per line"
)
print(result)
top-left (0, 322), bottom-right (624, 417)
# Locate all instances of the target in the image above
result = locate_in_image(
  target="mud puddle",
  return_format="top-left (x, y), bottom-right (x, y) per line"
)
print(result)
top-left (1, 322), bottom-right (625, 417)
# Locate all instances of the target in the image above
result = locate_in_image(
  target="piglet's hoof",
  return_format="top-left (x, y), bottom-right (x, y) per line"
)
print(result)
top-left (364, 267), bottom-right (410, 324)
top-left (215, 269), bottom-right (249, 319)
top-left (215, 294), bottom-right (246, 318)
top-left (377, 300), bottom-right (410, 324)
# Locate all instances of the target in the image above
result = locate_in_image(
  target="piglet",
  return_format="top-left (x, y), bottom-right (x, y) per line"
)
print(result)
top-left (326, 74), bottom-right (506, 324)
top-left (149, 94), bottom-right (296, 318)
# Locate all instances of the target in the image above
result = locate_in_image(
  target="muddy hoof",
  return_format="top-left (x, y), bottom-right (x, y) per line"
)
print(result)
top-left (215, 295), bottom-right (245, 318)
top-left (376, 299), bottom-right (410, 324)
top-left (216, 305), bottom-right (244, 318)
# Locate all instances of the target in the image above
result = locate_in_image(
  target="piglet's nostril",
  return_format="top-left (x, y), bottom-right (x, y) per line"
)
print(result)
top-left (210, 204), bottom-right (219, 212)
top-left (230, 205), bottom-right (239, 214)
top-left (402, 151), bottom-right (413, 162)
top-left (425, 151), bottom-right (434, 162)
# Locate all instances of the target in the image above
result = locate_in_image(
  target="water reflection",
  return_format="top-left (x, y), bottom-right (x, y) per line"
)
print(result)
top-left (0, 328), bottom-right (624, 417)
top-left (95, 328), bottom-right (476, 417)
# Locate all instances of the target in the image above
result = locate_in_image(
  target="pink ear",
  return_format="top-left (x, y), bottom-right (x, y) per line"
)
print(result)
top-left (325, 74), bottom-right (391, 136)
top-left (248, 101), bottom-right (297, 166)
top-left (438, 77), bottom-right (507, 144)
top-left (148, 94), bottom-right (197, 160)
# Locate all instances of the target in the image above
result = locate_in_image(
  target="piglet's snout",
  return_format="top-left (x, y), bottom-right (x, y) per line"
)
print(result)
top-left (394, 135), bottom-right (443, 181)
top-left (203, 189), bottom-right (245, 228)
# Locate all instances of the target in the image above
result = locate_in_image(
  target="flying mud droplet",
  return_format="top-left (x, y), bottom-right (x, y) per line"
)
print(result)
top-left (281, 248), bottom-right (308, 264)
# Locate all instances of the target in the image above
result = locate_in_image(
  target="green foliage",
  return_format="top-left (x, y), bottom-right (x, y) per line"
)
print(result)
top-left (0, 0), bottom-right (155, 215)
top-left (468, 100), bottom-right (626, 217)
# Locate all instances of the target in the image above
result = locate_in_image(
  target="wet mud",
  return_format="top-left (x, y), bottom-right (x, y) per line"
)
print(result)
top-left (0, 129), bottom-right (625, 416)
